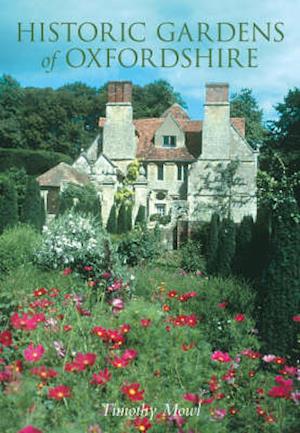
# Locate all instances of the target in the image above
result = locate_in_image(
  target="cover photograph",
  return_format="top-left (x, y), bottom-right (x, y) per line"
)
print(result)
top-left (0, 1), bottom-right (299, 432)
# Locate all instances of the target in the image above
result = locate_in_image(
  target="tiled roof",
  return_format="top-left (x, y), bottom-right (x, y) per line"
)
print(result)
top-left (37, 162), bottom-right (90, 187)
top-left (98, 108), bottom-right (246, 161)
top-left (161, 103), bottom-right (190, 120)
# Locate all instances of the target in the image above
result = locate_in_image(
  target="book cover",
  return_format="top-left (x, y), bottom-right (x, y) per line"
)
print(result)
top-left (0, 1), bottom-right (299, 433)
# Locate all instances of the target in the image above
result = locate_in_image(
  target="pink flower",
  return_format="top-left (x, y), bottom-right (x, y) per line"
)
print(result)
top-left (292, 315), bottom-right (300, 322)
top-left (211, 408), bottom-right (227, 420)
top-left (122, 349), bottom-right (138, 361)
top-left (111, 298), bottom-right (124, 314)
top-left (18, 426), bottom-right (43, 433)
top-left (23, 344), bottom-right (45, 362)
top-left (262, 354), bottom-right (276, 363)
top-left (211, 351), bottom-right (232, 363)
top-left (234, 313), bottom-right (245, 322)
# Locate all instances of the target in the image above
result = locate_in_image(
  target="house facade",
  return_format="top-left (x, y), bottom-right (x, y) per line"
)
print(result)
top-left (38, 81), bottom-right (258, 225)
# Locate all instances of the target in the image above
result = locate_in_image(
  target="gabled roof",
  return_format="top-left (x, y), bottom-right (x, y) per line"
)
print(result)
top-left (161, 103), bottom-right (190, 120)
top-left (98, 106), bottom-right (246, 162)
top-left (37, 162), bottom-right (90, 187)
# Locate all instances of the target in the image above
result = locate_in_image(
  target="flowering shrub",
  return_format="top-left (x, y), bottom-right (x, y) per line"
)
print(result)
top-left (0, 263), bottom-right (299, 433)
top-left (34, 211), bottom-right (115, 274)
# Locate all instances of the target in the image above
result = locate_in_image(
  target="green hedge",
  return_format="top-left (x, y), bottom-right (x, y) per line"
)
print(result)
top-left (0, 148), bottom-right (72, 175)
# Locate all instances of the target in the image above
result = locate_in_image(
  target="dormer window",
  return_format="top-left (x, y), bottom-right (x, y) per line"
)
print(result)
top-left (163, 135), bottom-right (176, 148)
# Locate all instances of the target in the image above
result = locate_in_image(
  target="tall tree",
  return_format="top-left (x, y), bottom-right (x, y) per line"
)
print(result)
top-left (233, 216), bottom-right (254, 279)
top-left (106, 204), bottom-right (117, 234)
top-left (21, 177), bottom-right (45, 231)
top-left (259, 202), bottom-right (300, 359)
top-left (206, 213), bottom-right (220, 275)
top-left (230, 88), bottom-right (265, 149)
top-left (0, 175), bottom-right (18, 234)
top-left (217, 218), bottom-right (236, 277)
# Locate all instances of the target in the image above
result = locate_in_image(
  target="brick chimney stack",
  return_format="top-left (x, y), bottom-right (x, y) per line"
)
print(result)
top-left (201, 83), bottom-right (230, 159)
top-left (103, 81), bottom-right (136, 161)
top-left (205, 83), bottom-right (229, 104)
top-left (108, 81), bottom-right (132, 103)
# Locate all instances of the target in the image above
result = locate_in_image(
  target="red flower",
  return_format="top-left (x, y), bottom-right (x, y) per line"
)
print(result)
top-left (218, 301), bottom-right (228, 309)
top-left (140, 319), bottom-right (151, 328)
top-left (63, 267), bottom-right (73, 276)
top-left (119, 323), bottom-right (131, 334)
top-left (234, 313), bottom-right (245, 322)
top-left (92, 326), bottom-right (108, 340)
top-left (274, 356), bottom-right (286, 365)
top-left (48, 384), bottom-right (71, 400)
top-left (0, 330), bottom-right (12, 347)
top-left (292, 314), bottom-right (300, 322)
top-left (181, 343), bottom-right (195, 351)
top-left (110, 356), bottom-right (129, 368)
top-left (183, 393), bottom-right (201, 405)
top-left (23, 343), bottom-right (45, 362)
top-left (121, 383), bottom-right (144, 401)
top-left (162, 304), bottom-right (171, 312)
top-left (74, 352), bottom-right (97, 369)
top-left (91, 368), bottom-right (112, 386)
top-left (63, 325), bottom-right (73, 332)
top-left (30, 365), bottom-right (58, 381)
top-left (229, 406), bottom-right (238, 416)
top-left (133, 417), bottom-right (152, 432)
top-left (268, 376), bottom-right (293, 399)
top-left (18, 426), bottom-right (43, 433)
top-left (211, 350), bottom-right (232, 363)
top-left (241, 349), bottom-right (261, 359)
top-left (33, 287), bottom-right (48, 297)
top-left (167, 290), bottom-right (178, 299)
top-left (185, 314), bottom-right (198, 327)
top-left (11, 312), bottom-right (38, 331)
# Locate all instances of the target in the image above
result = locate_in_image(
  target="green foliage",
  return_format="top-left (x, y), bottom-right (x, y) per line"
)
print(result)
top-left (132, 79), bottom-right (186, 118)
top-left (0, 224), bottom-right (41, 275)
top-left (206, 213), bottom-right (220, 275)
top-left (58, 183), bottom-right (102, 221)
top-left (21, 177), bottom-right (45, 231)
top-left (217, 218), bottom-right (236, 277)
top-left (179, 240), bottom-right (206, 273)
top-left (125, 204), bottom-right (133, 232)
top-left (106, 204), bottom-right (117, 234)
top-left (0, 174), bottom-right (18, 234)
top-left (230, 88), bottom-right (265, 148)
top-left (134, 205), bottom-right (146, 226)
top-left (0, 75), bottom-right (186, 160)
top-left (117, 203), bottom-right (127, 234)
top-left (116, 225), bottom-right (161, 266)
top-left (233, 216), bottom-right (254, 278)
top-left (259, 203), bottom-right (300, 360)
top-left (149, 213), bottom-right (171, 225)
top-left (34, 211), bottom-right (115, 273)
top-left (126, 159), bottom-right (140, 183)
top-left (0, 148), bottom-right (72, 175)
top-left (4, 167), bottom-right (29, 218)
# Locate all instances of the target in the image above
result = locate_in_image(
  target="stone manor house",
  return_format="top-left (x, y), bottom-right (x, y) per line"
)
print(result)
top-left (37, 81), bottom-right (258, 227)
